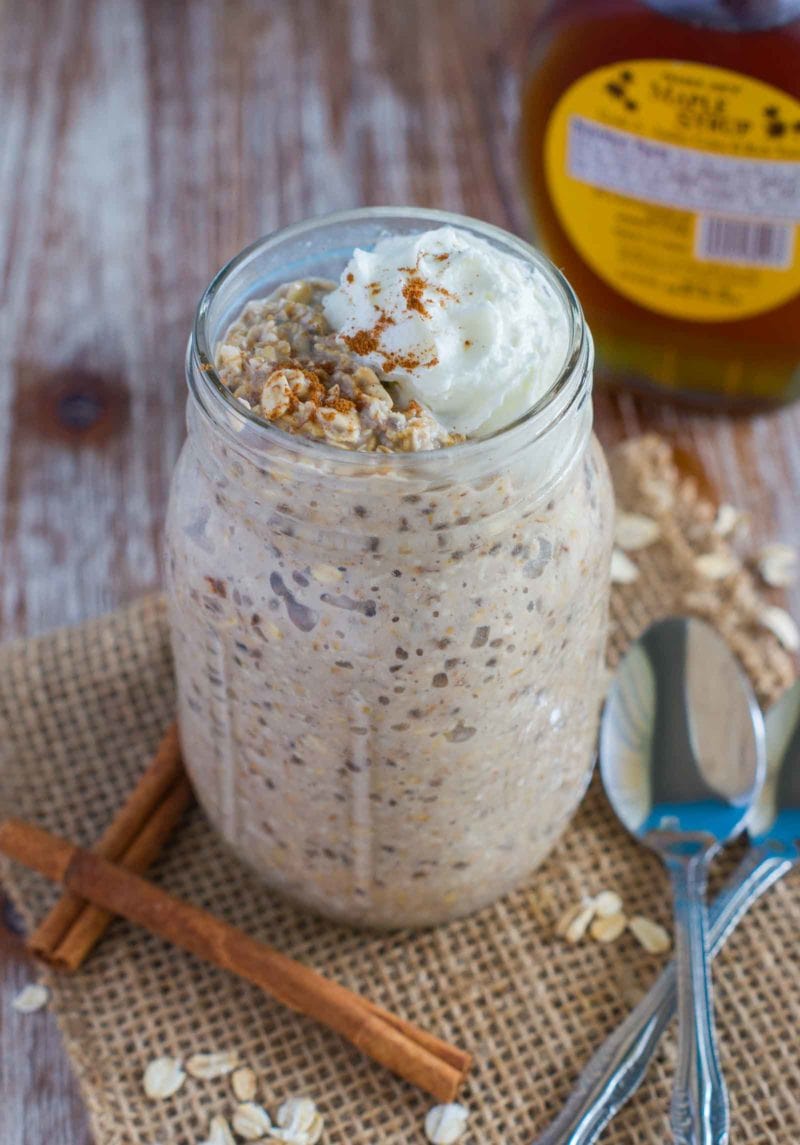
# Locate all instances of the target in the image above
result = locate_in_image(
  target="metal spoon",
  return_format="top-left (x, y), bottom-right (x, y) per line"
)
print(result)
top-left (533, 676), bottom-right (800, 1145)
top-left (599, 617), bottom-right (765, 1145)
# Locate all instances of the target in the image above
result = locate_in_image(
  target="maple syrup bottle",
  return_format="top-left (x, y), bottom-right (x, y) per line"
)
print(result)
top-left (521, 0), bottom-right (800, 407)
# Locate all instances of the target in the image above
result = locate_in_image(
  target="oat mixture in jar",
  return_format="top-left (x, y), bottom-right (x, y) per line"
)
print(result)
top-left (165, 209), bottom-right (614, 928)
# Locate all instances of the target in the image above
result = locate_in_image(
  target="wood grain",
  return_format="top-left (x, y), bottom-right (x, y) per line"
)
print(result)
top-left (0, 1), bottom-right (798, 1140)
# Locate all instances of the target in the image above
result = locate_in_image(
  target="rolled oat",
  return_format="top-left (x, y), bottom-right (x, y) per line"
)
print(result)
top-left (424, 1103), bottom-right (470, 1144)
top-left (611, 548), bottom-right (639, 584)
top-left (12, 983), bottom-right (49, 1013)
top-left (694, 552), bottom-right (740, 580)
top-left (233, 1102), bottom-right (274, 1140)
top-left (757, 543), bottom-right (798, 588)
top-left (273, 1095), bottom-right (324, 1143)
top-left (614, 511), bottom-right (661, 551)
top-left (589, 912), bottom-right (628, 944)
top-left (712, 503), bottom-right (743, 537)
top-left (142, 1056), bottom-right (186, 1100)
top-left (564, 903), bottom-right (597, 944)
top-left (629, 915), bottom-right (672, 954)
top-left (186, 1051), bottom-right (239, 1080)
top-left (759, 605), bottom-right (800, 652)
top-left (200, 1114), bottom-right (236, 1145)
top-left (231, 1066), bottom-right (258, 1103)
top-left (593, 890), bottom-right (623, 918)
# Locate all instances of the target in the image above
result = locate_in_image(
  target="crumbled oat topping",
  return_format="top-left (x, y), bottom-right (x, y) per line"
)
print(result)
top-left (215, 281), bottom-right (461, 452)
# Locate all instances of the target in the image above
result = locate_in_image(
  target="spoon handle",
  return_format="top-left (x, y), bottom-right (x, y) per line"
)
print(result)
top-left (531, 844), bottom-right (793, 1145)
top-left (666, 848), bottom-right (728, 1145)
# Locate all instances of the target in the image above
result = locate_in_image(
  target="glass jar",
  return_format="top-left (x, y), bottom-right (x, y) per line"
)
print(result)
top-left (165, 208), bottom-right (614, 929)
top-left (521, 0), bottom-right (800, 408)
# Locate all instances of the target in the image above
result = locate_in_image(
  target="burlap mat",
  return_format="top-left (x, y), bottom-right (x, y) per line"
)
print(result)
top-left (1, 435), bottom-right (798, 1145)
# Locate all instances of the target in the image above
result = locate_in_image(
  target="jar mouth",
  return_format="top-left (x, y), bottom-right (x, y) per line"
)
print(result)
top-left (190, 206), bottom-right (590, 468)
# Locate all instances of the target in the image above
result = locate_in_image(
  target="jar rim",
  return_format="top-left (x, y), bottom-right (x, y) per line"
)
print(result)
top-left (189, 206), bottom-right (591, 469)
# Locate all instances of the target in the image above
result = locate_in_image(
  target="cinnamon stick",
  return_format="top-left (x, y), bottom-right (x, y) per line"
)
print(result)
top-left (29, 723), bottom-right (185, 967)
top-left (49, 777), bottom-right (193, 970)
top-left (0, 819), bottom-right (471, 1101)
top-left (361, 999), bottom-right (471, 1075)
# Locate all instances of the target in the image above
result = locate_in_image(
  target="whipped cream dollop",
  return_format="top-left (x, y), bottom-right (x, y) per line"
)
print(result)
top-left (322, 225), bottom-right (570, 437)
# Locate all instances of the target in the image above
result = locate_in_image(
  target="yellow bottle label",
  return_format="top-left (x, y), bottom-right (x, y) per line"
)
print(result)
top-left (544, 60), bottom-right (800, 322)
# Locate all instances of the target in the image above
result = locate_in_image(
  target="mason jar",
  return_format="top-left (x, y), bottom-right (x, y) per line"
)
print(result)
top-left (165, 208), bottom-right (614, 929)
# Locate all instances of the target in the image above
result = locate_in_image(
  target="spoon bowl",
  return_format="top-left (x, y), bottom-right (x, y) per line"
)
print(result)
top-left (602, 616), bottom-right (764, 845)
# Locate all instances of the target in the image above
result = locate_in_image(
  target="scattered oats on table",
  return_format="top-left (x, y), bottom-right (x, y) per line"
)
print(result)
top-left (757, 542), bottom-right (798, 588)
top-left (614, 511), bottom-right (661, 551)
top-left (593, 889), bottom-right (623, 918)
top-left (629, 915), bottom-right (672, 955)
top-left (694, 552), bottom-right (740, 580)
top-left (274, 1095), bottom-right (324, 1143)
top-left (232, 1101), bottom-right (273, 1139)
top-left (640, 475), bottom-right (674, 513)
top-left (231, 1065), bottom-right (258, 1102)
top-left (556, 900), bottom-right (597, 944)
top-left (759, 605), bottom-right (800, 652)
top-left (142, 1056), bottom-right (186, 1100)
top-left (425, 1102), bottom-right (470, 1144)
top-left (186, 1050), bottom-right (240, 1080)
top-left (200, 1113), bottom-right (236, 1145)
top-left (610, 548), bottom-right (639, 585)
top-left (12, 983), bottom-right (49, 1013)
top-left (557, 893), bottom-right (671, 952)
top-left (713, 503), bottom-right (747, 537)
top-left (590, 912), bottom-right (628, 944)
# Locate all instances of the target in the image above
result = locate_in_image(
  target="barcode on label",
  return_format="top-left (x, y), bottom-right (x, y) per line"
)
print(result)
top-left (695, 215), bottom-right (795, 269)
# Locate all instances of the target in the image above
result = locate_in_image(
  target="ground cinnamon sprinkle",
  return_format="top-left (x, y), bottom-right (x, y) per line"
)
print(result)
top-left (401, 273), bottom-right (431, 319)
top-left (340, 258), bottom-right (455, 373)
top-left (381, 351), bottom-right (439, 373)
top-left (341, 307), bottom-right (396, 358)
top-left (341, 328), bottom-right (381, 356)
top-left (329, 395), bottom-right (355, 413)
top-left (401, 261), bottom-right (457, 319)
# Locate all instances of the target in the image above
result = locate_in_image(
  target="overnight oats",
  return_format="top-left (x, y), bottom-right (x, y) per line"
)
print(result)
top-left (165, 209), bottom-right (614, 928)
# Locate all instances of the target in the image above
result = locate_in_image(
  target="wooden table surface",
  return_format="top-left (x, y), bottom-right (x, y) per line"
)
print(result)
top-left (1, 1), bottom-right (798, 1140)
